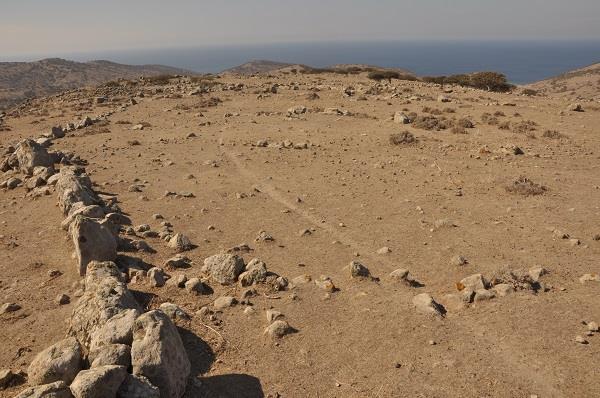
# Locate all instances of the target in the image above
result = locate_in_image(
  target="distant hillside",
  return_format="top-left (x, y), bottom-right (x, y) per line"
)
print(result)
top-left (0, 58), bottom-right (195, 110)
top-left (222, 60), bottom-right (416, 77)
top-left (525, 62), bottom-right (600, 100)
top-left (222, 60), bottom-right (294, 75)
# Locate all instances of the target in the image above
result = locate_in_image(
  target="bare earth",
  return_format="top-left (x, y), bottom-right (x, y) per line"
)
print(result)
top-left (1, 70), bottom-right (600, 397)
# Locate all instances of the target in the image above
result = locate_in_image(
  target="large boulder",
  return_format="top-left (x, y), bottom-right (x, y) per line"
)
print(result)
top-left (69, 365), bottom-right (127, 398)
top-left (131, 310), bottom-right (190, 398)
top-left (68, 262), bottom-right (141, 350)
top-left (15, 381), bottom-right (73, 398)
top-left (55, 167), bottom-right (99, 215)
top-left (14, 139), bottom-right (54, 174)
top-left (27, 337), bottom-right (83, 386)
top-left (70, 216), bottom-right (117, 276)
top-left (202, 253), bottom-right (245, 285)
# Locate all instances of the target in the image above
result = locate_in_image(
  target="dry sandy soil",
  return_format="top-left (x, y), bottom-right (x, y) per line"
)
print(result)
top-left (1, 70), bottom-right (600, 397)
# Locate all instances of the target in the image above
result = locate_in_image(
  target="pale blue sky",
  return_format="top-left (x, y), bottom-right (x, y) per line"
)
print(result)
top-left (2, 0), bottom-right (599, 57)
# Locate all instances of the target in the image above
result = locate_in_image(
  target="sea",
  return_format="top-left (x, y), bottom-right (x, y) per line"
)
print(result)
top-left (9, 40), bottom-right (600, 84)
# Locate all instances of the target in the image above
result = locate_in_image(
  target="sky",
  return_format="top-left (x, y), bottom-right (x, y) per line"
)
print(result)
top-left (1, 0), bottom-right (599, 58)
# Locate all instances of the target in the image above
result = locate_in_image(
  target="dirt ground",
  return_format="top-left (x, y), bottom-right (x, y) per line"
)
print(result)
top-left (1, 71), bottom-right (599, 397)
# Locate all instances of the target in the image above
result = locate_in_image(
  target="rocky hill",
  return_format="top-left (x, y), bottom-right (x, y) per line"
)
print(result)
top-left (525, 62), bottom-right (600, 100)
top-left (0, 58), bottom-right (195, 110)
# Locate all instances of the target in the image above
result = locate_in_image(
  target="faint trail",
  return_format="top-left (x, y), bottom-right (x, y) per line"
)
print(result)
top-left (217, 136), bottom-right (565, 398)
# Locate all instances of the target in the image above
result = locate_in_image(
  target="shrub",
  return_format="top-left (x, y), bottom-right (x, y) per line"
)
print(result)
top-left (498, 121), bottom-right (511, 130)
top-left (413, 115), bottom-right (452, 131)
top-left (505, 177), bottom-right (547, 196)
top-left (451, 126), bottom-right (468, 134)
top-left (423, 72), bottom-right (513, 92)
top-left (542, 130), bottom-right (565, 139)
top-left (456, 118), bottom-right (474, 128)
top-left (512, 120), bottom-right (537, 135)
top-left (368, 71), bottom-right (416, 82)
top-left (389, 131), bottom-right (416, 145)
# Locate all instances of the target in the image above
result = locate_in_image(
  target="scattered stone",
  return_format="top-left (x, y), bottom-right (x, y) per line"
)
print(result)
top-left (575, 335), bottom-right (588, 344)
top-left (6, 177), bottom-right (22, 189)
top-left (164, 254), bottom-right (192, 269)
top-left (376, 247), bottom-right (391, 254)
top-left (264, 320), bottom-right (293, 338)
top-left (56, 294), bottom-right (70, 305)
top-left (238, 258), bottom-right (268, 287)
top-left (457, 274), bottom-right (487, 291)
top-left (493, 283), bottom-right (514, 297)
top-left (315, 276), bottom-right (336, 292)
top-left (255, 230), bottom-right (274, 242)
top-left (167, 233), bottom-right (193, 252)
top-left (147, 267), bottom-right (166, 287)
top-left (213, 296), bottom-right (238, 310)
top-left (474, 289), bottom-right (496, 302)
top-left (0, 369), bottom-right (17, 390)
top-left (184, 278), bottom-right (207, 295)
top-left (389, 268), bottom-right (419, 286)
top-left (393, 112), bottom-right (410, 124)
top-left (0, 302), bottom-right (21, 314)
top-left (349, 260), bottom-right (371, 278)
top-left (450, 255), bottom-right (468, 266)
top-left (579, 273), bottom-right (600, 284)
top-left (202, 253), bottom-right (245, 285)
top-left (412, 293), bottom-right (445, 317)
top-left (266, 310), bottom-right (284, 323)
top-left (159, 302), bottom-right (190, 321)
top-left (528, 267), bottom-right (548, 282)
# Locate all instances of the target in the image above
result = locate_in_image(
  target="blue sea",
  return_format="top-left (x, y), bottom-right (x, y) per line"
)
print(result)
top-left (10, 40), bottom-right (600, 84)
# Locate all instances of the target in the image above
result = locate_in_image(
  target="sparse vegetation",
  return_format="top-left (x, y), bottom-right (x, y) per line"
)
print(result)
top-left (389, 131), bottom-right (416, 145)
top-left (456, 118), bottom-right (474, 128)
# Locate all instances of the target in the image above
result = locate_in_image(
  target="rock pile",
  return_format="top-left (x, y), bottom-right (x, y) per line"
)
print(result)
top-left (17, 261), bottom-right (191, 398)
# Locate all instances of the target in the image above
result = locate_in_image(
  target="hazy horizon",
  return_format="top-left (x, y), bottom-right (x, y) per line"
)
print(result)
top-left (2, 0), bottom-right (599, 58)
